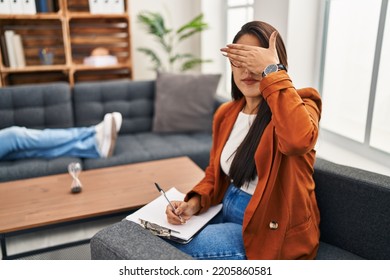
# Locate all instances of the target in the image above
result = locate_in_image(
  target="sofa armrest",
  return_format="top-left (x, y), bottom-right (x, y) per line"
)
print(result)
top-left (90, 220), bottom-right (193, 260)
top-left (314, 158), bottom-right (390, 259)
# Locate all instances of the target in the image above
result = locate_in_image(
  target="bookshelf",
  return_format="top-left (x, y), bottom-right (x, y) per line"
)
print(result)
top-left (0, 0), bottom-right (132, 87)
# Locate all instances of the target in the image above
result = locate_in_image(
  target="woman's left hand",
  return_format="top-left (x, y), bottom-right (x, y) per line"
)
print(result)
top-left (221, 31), bottom-right (280, 76)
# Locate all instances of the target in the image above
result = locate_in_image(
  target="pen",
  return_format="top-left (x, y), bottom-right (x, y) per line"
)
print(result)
top-left (154, 182), bottom-right (184, 223)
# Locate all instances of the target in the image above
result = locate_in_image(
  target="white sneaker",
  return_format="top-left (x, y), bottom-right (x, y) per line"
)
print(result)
top-left (111, 112), bottom-right (122, 133)
top-left (95, 113), bottom-right (118, 158)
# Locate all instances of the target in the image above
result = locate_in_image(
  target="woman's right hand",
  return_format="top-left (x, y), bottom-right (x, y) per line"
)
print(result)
top-left (221, 31), bottom-right (280, 76)
top-left (166, 195), bottom-right (201, 225)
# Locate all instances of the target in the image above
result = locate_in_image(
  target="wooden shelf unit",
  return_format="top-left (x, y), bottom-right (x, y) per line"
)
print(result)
top-left (0, 0), bottom-right (132, 87)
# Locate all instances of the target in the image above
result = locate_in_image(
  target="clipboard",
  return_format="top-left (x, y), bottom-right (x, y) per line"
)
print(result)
top-left (126, 187), bottom-right (222, 244)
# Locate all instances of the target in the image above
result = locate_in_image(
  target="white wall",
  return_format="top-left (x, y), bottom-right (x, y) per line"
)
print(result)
top-left (199, 0), bottom-right (226, 76)
top-left (200, 0), bottom-right (227, 96)
top-left (253, 0), bottom-right (289, 41)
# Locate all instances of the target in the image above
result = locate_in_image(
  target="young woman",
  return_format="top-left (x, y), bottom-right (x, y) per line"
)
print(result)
top-left (0, 112), bottom-right (122, 160)
top-left (165, 21), bottom-right (322, 260)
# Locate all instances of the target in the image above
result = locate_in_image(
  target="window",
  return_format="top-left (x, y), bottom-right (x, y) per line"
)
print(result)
top-left (371, 1), bottom-right (390, 153)
top-left (227, 0), bottom-right (254, 43)
top-left (320, 0), bottom-right (390, 166)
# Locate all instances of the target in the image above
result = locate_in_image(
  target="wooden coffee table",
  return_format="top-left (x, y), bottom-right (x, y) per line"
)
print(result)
top-left (0, 157), bottom-right (204, 259)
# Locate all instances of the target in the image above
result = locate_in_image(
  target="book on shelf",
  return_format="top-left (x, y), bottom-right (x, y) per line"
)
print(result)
top-left (0, 0), bottom-right (12, 14)
top-left (13, 34), bottom-right (26, 67)
top-left (9, 0), bottom-right (24, 14)
top-left (0, 0), bottom-right (37, 14)
top-left (89, 0), bottom-right (124, 15)
top-left (4, 31), bottom-right (17, 68)
top-left (110, 0), bottom-right (124, 14)
top-left (4, 31), bottom-right (25, 68)
top-left (22, 0), bottom-right (36, 14)
top-left (126, 187), bottom-right (222, 244)
top-left (88, 0), bottom-right (102, 14)
top-left (0, 35), bottom-right (10, 67)
top-left (52, 0), bottom-right (58, 12)
top-left (45, 0), bottom-right (53, 12)
top-left (36, 0), bottom-right (54, 13)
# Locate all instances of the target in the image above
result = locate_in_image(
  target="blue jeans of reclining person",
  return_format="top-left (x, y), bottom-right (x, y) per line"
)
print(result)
top-left (0, 126), bottom-right (100, 160)
top-left (167, 184), bottom-right (251, 260)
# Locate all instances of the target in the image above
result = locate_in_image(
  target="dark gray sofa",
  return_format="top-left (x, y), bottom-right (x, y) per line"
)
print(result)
top-left (0, 80), bottom-right (224, 182)
top-left (90, 158), bottom-right (390, 260)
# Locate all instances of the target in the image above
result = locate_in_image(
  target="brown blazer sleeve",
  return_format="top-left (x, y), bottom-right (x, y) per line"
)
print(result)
top-left (260, 71), bottom-right (322, 156)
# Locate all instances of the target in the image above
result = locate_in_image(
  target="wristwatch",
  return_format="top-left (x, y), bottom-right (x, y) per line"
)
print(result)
top-left (262, 64), bottom-right (287, 77)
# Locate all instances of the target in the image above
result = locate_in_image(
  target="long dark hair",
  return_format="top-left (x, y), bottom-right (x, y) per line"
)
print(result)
top-left (229, 21), bottom-right (288, 188)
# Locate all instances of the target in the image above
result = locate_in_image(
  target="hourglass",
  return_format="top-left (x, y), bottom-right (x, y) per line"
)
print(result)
top-left (68, 162), bottom-right (83, 193)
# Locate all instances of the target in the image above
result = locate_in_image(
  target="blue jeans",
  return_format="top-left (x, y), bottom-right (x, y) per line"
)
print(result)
top-left (167, 184), bottom-right (251, 260)
top-left (0, 126), bottom-right (100, 160)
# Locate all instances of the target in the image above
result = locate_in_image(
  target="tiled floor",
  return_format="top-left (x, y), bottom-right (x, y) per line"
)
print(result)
top-left (15, 243), bottom-right (91, 260)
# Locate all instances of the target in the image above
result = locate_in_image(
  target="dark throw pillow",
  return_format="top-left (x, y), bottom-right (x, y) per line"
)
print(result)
top-left (152, 72), bottom-right (221, 133)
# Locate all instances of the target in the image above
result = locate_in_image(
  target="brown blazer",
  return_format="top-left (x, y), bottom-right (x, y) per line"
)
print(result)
top-left (186, 71), bottom-right (322, 259)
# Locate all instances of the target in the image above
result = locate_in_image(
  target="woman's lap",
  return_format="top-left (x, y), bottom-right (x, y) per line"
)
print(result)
top-left (168, 222), bottom-right (246, 260)
top-left (166, 184), bottom-right (251, 260)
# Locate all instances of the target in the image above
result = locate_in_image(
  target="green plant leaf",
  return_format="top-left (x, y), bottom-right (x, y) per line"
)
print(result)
top-left (169, 53), bottom-right (194, 64)
top-left (177, 14), bottom-right (209, 42)
top-left (181, 58), bottom-right (212, 71)
top-left (137, 11), bottom-right (172, 54)
top-left (177, 14), bottom-right (206, 34)
top-left (137, 11), bottom-right (171, 38)
top-left (137, 47), bottom-right (162, 70)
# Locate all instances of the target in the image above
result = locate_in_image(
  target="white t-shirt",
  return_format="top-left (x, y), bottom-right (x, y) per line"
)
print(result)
top-left (220, 112), bottom-right (258, 195)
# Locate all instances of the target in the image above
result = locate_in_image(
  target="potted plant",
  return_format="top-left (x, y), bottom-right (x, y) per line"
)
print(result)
top-left (137, 11), bottom-right (212, 72)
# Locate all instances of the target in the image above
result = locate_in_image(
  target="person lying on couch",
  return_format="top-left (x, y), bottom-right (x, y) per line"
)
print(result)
top-left (0, 112), bottom-right (122, 160)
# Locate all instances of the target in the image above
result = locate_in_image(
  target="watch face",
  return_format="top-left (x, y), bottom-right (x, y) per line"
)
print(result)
top-left (264, 64), bottom-right (278, 75)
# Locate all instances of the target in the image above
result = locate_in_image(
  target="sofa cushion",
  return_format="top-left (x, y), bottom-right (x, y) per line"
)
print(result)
top-left (73, 79), bottom-right (155, 134)
top-left (316, 242), bottom-right (363, 260)
top-left (0, 157), bottom-right (81, 182)
top-left (152, 72), bottom-right (220, 133)
top-left (0, 82), bottom-right (73, 129)
top-left (81, 132), bottom-right (212, 170)
top-left (314, 158), bottom-right (390, 259)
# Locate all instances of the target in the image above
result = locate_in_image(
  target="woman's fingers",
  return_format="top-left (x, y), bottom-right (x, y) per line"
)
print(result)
top-left (268, 31), bottom-right (278, 52)
top-left (221, 31), bottom-right (280, 75)
top-left (166, 201), bottom-right (188, 225)
top-left (221, 47), bottom-right (251, 66)
top-left (166, 206), bottom-right (182, 225)
top-left (225, 31), bottom-right (278, 51)
top-left (225, 43), bottom-right (251, 50)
